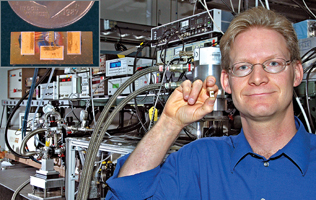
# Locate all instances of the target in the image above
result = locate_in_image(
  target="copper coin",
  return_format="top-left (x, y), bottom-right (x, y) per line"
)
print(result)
top-left (8, 1), bottom-right (94, 28)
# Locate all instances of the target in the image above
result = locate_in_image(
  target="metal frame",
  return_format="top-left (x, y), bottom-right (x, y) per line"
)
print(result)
top-left (65, 137), bottom-right (135, 200)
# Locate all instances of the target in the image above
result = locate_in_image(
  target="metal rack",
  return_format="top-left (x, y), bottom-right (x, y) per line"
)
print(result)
top-left (65, 137), bottom-right (136, 200)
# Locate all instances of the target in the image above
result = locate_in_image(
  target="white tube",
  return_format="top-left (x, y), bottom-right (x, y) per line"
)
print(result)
top-left (229, 0), bottom-right (235, 13)
top-left (295, 96), bottom-right (312, 133)
top-left (265, 0), bottom-right (270, 10)
top-left (258, 0), bottom-right (265, 8)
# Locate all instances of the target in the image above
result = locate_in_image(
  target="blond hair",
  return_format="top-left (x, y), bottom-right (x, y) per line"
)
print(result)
top-left (220, 6), bottom-right (300, 71)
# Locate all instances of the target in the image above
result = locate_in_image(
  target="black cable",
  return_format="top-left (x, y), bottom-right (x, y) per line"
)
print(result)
top-left (114, 25), bottom-right (127, 51)
top-left (291, 0), bottom-right (316, 19)
top-left (177, 72), bottom-right (186, 82)
top-left (177, 37), bottom-right (185, 64)
top-left (305, 64), bottom-right (316, 133)
top-left (5, 68), bottom-right (51, 159)
top-left (71, 109), bottom-right (80, 122)
top-left (106, 121), bottom-right (142, 135)
top-left (204, 125), bottom-right (215, 137)
top-left (159, 28), bottom-right (175, 64)
top-left (22, 68), bottom-right (39, 138)
top-left (301, 47), bottom-right (316, 64)
top-left (183, 128), bottom-right (195, 141)
top-left (170, 58), bottom-right (182, 64)
top-left (132, 40), bottom-right (153, 133)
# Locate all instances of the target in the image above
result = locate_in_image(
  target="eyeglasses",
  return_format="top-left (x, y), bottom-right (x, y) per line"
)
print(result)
top-left (229, 58), bottom-right (292, 77)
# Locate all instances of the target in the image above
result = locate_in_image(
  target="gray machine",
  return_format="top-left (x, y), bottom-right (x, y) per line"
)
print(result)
top-left (193, 46), bottom-right (229, 138)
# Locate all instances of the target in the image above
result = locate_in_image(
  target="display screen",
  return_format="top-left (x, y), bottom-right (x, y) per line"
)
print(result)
top-left (196, 18), bottom-right (203, 24)
top-left (60, 78), bottom-right (71, 82)
top-left (110, 61), bottom-right (121, 68)
top-left (92, 80), bottom-right (101, 84)
top-left (181, 20), bottom-right (189, 28)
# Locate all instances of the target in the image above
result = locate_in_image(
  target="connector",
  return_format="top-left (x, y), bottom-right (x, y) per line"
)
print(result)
top-left (164, 82), bottom-right (182, 89)
top-left (158, 63), bottom-right (194, 72)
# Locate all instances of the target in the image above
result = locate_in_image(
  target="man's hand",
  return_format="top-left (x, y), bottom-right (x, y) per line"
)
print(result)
top-left (161, 75), bottom-right (219, 128)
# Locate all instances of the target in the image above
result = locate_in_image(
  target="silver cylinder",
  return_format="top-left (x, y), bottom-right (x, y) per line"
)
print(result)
top-left (193, 46), bottom-right (227, 112)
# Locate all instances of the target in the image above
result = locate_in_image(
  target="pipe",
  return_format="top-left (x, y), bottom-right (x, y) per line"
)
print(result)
top-left (11, 179), bottom-right (30, 200)
top-left (20, 128), bottom-right (46, 157)
top-left (77, 84), bottom-right (164, 200)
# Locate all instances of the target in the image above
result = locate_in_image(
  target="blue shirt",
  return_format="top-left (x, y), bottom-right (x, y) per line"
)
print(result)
top-left (106, 117), bottom-right (316, 199)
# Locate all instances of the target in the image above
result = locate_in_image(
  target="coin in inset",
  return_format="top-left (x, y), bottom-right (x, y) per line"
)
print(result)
top-left (8, 1), bottom-right (95, 28)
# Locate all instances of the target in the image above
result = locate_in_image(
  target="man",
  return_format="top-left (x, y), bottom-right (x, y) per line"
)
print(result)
top-left (106, 7), bottom-right (316, 199)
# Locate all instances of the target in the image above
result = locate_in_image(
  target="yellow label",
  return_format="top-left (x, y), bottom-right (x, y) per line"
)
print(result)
top-left (67, 31), bottom-right (81, 55)
top-left (21, 32), bottom-right (35, 55)
top-left (40, 46), bottom-right (64, 60)
top-left (117, 54), bottom-right (125, 58)
top-left (149, 107), bottom-right (158, 122)
top-left (45, 141), bottom-right (50, 147)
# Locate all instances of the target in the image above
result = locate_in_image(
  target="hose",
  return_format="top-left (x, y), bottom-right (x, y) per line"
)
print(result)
top-left (11, 179), bottom-right (30, 200)
top-left (77, 83), bottom-right (163, 200)
top-left (294, 91), bottom-right (312, 133)
top-left (20, 128), bottom-right (46, 157)
top-left (21, 68), bottom-right (39, 139)
top-left (76, 66), bottom-right (159, 199)
top-left (5, 68), bottom-right (51, 159)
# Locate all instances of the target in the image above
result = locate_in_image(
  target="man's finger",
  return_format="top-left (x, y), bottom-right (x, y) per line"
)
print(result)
top-left (180, 80), bottom-right (192, 101)
top-left (187, 79), bottom-right (203, 105)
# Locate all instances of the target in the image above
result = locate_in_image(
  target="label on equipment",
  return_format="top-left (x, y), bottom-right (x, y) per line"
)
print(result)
top-left (40, 46), bottom-right (64, 60)
top-left (67, 31), bottom-right (81, 55)
top-left (199, 47), bottom-right (221, 65)
top-left (21, 32), bottom-right (35, 55)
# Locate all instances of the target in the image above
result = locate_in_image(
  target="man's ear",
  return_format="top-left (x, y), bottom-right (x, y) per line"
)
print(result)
top-left (293, 61), bottom-right (304, 87)
top-left (221, 70), bottom-right (232, 94)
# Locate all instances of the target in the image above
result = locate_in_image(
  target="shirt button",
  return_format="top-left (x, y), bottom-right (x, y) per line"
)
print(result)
top-left (264, 162), bottom-right (269, 167)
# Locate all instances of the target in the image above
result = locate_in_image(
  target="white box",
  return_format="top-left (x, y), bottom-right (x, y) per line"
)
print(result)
top-left (107, 74), bottom-right (155, 95)
top-left (106, 57), bottom-right (153, 77)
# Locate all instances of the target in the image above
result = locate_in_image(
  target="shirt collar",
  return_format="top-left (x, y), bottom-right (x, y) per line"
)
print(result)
top-left (279, 117), bottom-right (310, 175)
top-left (230, 117), bottom-right (311, 175)
top-left (230, 129), bottom-right (253, 173)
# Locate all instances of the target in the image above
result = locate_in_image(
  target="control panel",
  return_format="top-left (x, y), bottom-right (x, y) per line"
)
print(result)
top-left (106, 57), bottom-right (153, 77)
top-left (151, 9), bottom-right (233, 47)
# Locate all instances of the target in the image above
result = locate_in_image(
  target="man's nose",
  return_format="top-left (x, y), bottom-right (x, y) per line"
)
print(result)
top-left (248, 64), bottom-right (269, 86)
